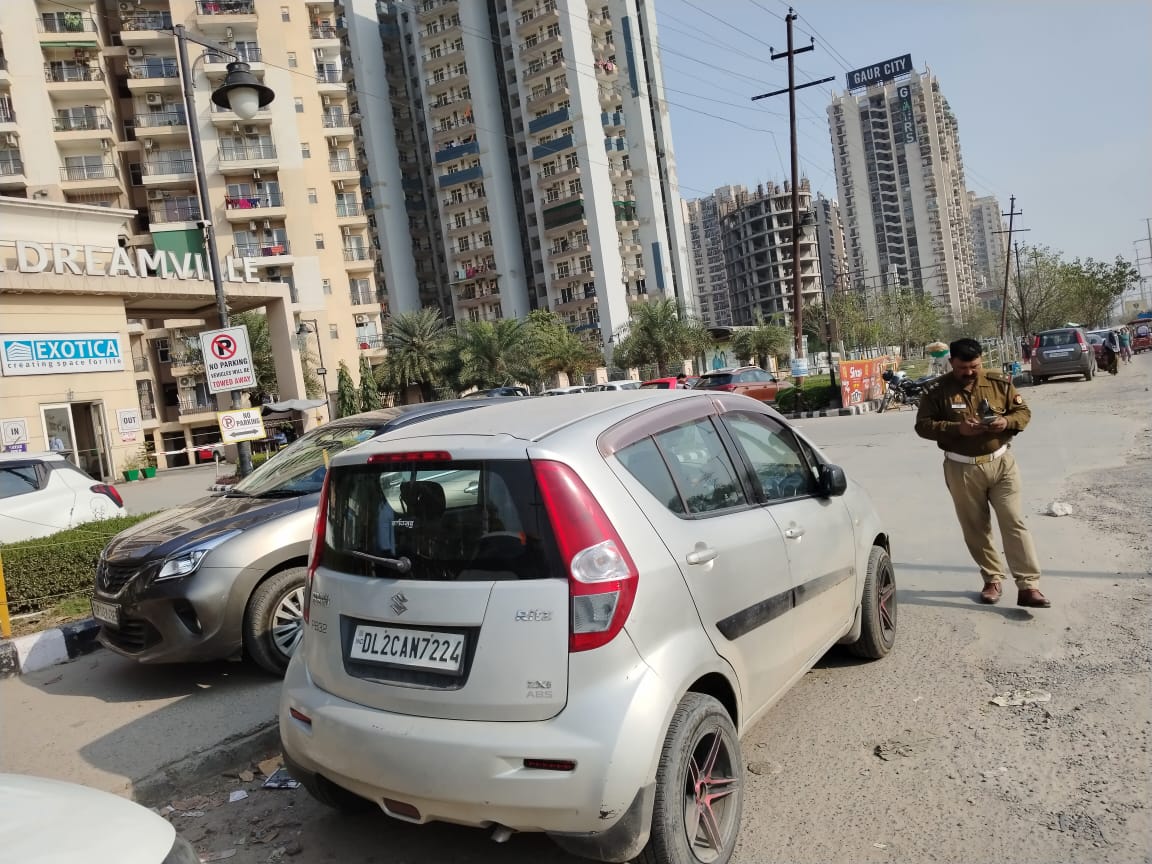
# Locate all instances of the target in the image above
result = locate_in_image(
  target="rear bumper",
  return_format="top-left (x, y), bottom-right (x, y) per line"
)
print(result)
top-left (279, 636), bottom-right (670, 846)
top-left (1032, 354), bottom-right (1091, 376)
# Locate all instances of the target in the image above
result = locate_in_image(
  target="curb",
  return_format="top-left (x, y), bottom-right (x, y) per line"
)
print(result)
top-left (0, 618), bottom-right (102, 680)
top-left (784, 399), bottom-right (882, 420)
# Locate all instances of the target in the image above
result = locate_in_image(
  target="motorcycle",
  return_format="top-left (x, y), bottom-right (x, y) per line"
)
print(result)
top-left (879, 370), bottom-right (937, 411)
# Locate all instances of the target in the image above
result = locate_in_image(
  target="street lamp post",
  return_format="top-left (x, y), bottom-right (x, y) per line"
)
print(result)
top-left (172, 24), bottom-right (273, 477)
top-left (297, 320), bottom-right (330, 419)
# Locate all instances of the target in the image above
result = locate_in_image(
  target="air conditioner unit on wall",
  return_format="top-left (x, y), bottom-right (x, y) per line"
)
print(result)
top-left (145, 93), bottom-right (163, 106)
top-left (355, 314), bottom-right (368, 324)
top-left (127, 47), bottom-right (144, 59)
top-left (147, 190), bottom-right (164, 200)
top-left (178, 376), bottom-right (196, 388)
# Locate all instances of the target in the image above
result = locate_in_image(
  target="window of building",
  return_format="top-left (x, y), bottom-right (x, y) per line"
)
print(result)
top-left (294, 97), bottom-right (304, 112)
top-left (301, 143), bottom-right (311, 158)
top-left (329, 324), bottom-right (339, 340)
top-left (281, 6), bottom-right (290, 21)
top-left (635, 254), bottom-right (643, 268)
top-left (580, 255), bottom-right (593, 273)
top-left (314, 234), bottom-right (325, 250)
top-left (307, 188), bottom-right (318, 204)
top-left (322, 279), bottom-right (332, 295)
top-left (557, 261), bottom-right (570, 277)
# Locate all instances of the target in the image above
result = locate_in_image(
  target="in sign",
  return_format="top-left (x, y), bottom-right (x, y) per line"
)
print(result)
top-left (210, 334), bottom-right (239, 361)
top-left (199, 326), bottom-right (256, 395)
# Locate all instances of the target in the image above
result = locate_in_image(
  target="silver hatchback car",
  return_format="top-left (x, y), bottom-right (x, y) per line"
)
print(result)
top-left (281, 391), bottom-right (894, 863)
top-left (1030, 327), bottom-right (1096, 383)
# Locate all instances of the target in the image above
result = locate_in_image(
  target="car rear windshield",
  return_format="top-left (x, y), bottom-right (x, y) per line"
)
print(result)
top-left (322, 460), bottom-right (561, 581)
top-left (1040, 331), bottom-right (1077, 347)
top-left (230, 423), bottom-right (382, 497)
top-left (640, 381), bottom-right (670, 389)
top-left (697, 373), bottom-right (734, 386)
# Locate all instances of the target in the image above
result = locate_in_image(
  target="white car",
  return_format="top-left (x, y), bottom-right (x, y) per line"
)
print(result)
top-left (590, 381), bottom-right (642, 392)
top-left (0, 773), bottom-right (197, 863)
top-left (0, 452), bottom-right (126, 544)
top-left (541, 385), bottom-right (592, 396)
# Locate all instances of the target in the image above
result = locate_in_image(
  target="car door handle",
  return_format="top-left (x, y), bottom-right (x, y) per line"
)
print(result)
top-left (783, 526), bottom-right (806, 539)
top-left (685, 545), bottom-right (718, 565)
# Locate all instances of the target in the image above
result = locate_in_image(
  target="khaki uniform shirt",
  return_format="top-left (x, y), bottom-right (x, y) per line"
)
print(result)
top-left (914, 370), bottom-right (1031, 457)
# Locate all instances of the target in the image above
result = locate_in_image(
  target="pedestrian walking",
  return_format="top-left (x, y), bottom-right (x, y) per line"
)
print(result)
top-left (1020, 336), bottom-right (1032, 361)
top-left (1102, 330), bottom-right (1121, 375)
top-left (1118, 327), bottom-right (1133, 364)
top-left (914, 338), bottom-right (1050, 608)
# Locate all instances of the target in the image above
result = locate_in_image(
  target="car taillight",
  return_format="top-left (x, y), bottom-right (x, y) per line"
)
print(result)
top-left (303, 471), bottom-right (331, 625)
top-left (1032, 336), bottom-right (1040, 352)
top-left (532, 460), bottom-right (638, 653)
top-left (367, 451), bottom-right (452, 464)
top-left (1075, 331), bottom-right (1088, 351)
top-left (90, 484), bottom-right (123, 508)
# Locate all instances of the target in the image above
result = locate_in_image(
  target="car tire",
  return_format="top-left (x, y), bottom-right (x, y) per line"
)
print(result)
top-left (244, 567), bottom-right (307, 676)
top-left (299, 772), bottom-right (376, 813)
top-left (638, 693), bottom-right (743, 864)
top-left (846, 545), bottom-right (896, 660)
top-left (1084, 365), bottom-right (1093, 381)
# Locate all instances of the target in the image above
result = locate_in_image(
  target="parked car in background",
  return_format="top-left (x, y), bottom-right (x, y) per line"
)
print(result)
top-left (461, 387), bottom-right (529, 398)
top-left (281, 391), bottom-right (893, 863)
top-left (692, 366), bottom-right (793, 403)
top-left (0, 453), bottom-right (124, 544)
top-left (1030, 327), bottom-right (1096, 383)
top-left (640, 375), bottom-right (698, 389)
top-left (0, 773), bottom-right (197, 864)
top-left (590, 380), bottom-right (642, 391)
top-left (542, 385), bottom-right (591, 395)
top-left (1085, 331), bottom-right (1108, 365)
top-left (91, 400), bottom-right (507, 675)
top-left (1127, 319), bottom-right (1151, 353)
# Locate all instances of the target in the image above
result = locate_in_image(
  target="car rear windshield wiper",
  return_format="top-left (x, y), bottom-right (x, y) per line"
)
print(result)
top-left (347, 549), bottom-right (413, 574)
top-left (223, 490), bottom-right (252, 498)
top-left (251, 488), bottom-right (314, 498)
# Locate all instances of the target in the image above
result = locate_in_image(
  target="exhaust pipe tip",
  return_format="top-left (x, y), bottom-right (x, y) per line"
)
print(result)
top-left (491, 825), bottom-right (514, 844)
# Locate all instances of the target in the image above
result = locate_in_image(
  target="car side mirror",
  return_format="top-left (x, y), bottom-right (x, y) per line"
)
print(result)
top-left (818, 464), bottom-right (848, 497)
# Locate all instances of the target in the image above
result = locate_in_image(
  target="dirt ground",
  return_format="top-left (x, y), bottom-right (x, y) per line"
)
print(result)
top-left (153, 362), bottom-right (1152, 864)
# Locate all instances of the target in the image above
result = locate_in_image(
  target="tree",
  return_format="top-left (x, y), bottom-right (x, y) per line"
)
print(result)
top-left (822, 290), bottom-right (879, 353)
top-left (877, 288), bottom-right (941, 357)
top-left (611, 298), bottom-right (711, 377)
top-left (1059, 256), bottom-right (1139, 328)
top-left (230, 310), bottom-right (277, 401)
top-left (1009, 245), bottom-right (1070, 335)
top-left (730, 312), bottom-right (790, 370)
top-left (946, 304), bottom-right (999, 342)
top-left (525, 310), bottom-right (600, 385)
top-left (453, 318), bottom-right (538, 390)
top-left (381, 307), bottom-right (451, 402)
top-left (335, 360), bottom-right (359, 418)
top-left (358, 354), bottom-right (383, 411)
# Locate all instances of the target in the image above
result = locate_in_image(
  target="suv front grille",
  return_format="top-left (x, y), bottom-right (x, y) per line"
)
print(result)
top-left (101, 617), bottom-right (161, 653)
top-left (96, 559), bottom-right (158, 595)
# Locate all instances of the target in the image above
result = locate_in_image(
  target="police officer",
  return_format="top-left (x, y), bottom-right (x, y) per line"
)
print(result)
top-left (915, 338), bottom-right (1050, 608)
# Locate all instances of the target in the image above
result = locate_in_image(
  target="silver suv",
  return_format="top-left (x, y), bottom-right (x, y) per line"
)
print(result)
top-left (281, 391), bottom-right (894, 863)
top-left (1030, 327), bottom-right (1096, 383)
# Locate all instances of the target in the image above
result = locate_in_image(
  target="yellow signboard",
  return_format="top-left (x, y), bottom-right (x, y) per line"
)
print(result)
top-left (217, 408), bottom-right (266, 444)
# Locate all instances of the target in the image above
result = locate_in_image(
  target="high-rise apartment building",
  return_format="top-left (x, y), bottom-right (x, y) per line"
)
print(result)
top-left (340, 0), bottom-right (692, 352)
top-left (811, 191), bottom-right (847, 297)
top-left (0, 0), bottom-right (384, 433)
top-left (968, 191), bottom-right (1006, 307)
top-left (828, 65), bottom-right (977, 318)
top-left (720, 180), bottom-right (822, 327)
top-left (682, 185), bottom-right (743, 327)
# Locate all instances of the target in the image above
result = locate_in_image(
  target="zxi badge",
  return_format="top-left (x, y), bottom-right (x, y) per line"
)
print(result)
top-left (390, 592), bottom-right (409, 616)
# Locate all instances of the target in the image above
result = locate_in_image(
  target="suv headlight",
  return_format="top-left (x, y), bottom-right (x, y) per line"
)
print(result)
top-left (156, 531), bottom-right (241, 581)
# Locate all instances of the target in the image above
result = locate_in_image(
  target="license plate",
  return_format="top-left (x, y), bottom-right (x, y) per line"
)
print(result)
top-left (348, 625), bottom-right (465, 673)
top-left (1047, 349), bottom-right (1072, 357)
top-left (91, 599), bottom-right (120, 627)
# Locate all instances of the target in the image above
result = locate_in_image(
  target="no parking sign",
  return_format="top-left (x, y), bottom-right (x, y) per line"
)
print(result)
top-left (199, 326), bottom-right (256, 394)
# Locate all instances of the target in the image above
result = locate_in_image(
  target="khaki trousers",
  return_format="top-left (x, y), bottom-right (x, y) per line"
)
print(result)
top-left (942, 450), bottom-right (1042, 589)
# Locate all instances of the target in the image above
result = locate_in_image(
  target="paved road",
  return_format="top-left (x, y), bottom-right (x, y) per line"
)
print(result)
top-left (3, 359), bottom-right (1149, 863)
top-left (117, 464), bottom-right (224, 515)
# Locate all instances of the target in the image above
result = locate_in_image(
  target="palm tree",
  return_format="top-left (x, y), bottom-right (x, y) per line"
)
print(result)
top-left (454, 318), bottom-right (537, 390)
top-left (730, 313), bottom-right (791, 371)
top-left (525, 310), bottom-right (601, 386)
top-left (612, 298), bottom-right (710, 377)
top-left (358, 354), bottom-right (383, 410)
top-left (381, 308), bottom-right (451, 402)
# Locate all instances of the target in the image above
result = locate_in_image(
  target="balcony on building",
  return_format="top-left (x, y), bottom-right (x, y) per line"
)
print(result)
top-left (52, 110), bottom-right (113, 142)
top-left (542, 201), bottom-right (585, 235)
top-left (177, 396), bottom-right (216, 419)
top-left (204, 49), bottom-right (265, 84)
top-left (233, 240), bottom-right (292, 266)
top-left (127, 58), bottom-right (180, 91)
top-left (523, 55), bottom-right (565, 86)
top-left (335, 198), bottom-right (367, 225)
top-left (421, 14), bottom-right (463, 42)
top-left (532, 133), bottom-right (574, 162)
top-left (348, 283), bottom-right (376, 307)
top-left (603, 136), bottom-right (627, 153)
top-left (224, 191), bottom-right (286, 222)
top-left (416, 0), bottom-right (460, 23)
top-left (315, 67), bottom-right (346, 94)
top-left (119, 11), bottom-right (174, 43)
top-left (37, 12), bottom-right (99, 44)
top-left (141, 155), bottom-right (196, 187)
top-left (0, 52), bottom-right (10, 85)
top-left (446, 214), bottom-right (488, 238)
top-left (614, 202), bottom-right (639, 228)
top-left (601, 110), bottom-right (625, 132)
top-left (431, 116), bottom-right (474, 145)
top-left (322, 109), bottom-right (354, 139)
top-left (588, 9), bottom-right (612, 32)
top-left (309, 23), bottom-right (340, 46)
top-left (194, 0), bottom-right (257, 28)
top-left (0, 98), bottom-right (15, 133)
top-left (424, 67), bottom-right (468, 96)
top-left (328, 153), bottom-right (359, 179)
top-left (438, 164), bottom-right (483, 188)
top-left (342, 244), bottom-right (375, 269)
top-left (441, 187), bottom-right (487, 210)
top-left (528, 106), bottom-right (569, 136)
top-left (44, 62), bottom-right (105, 95)
top-left (549, 239), bottom-right (591, 260)
top-left (0, 149), bottom-right (25, 190)
top-left (519, 28), bottom-right (562, 60)
top-left (135, 109), bottom-right (188, 138)
top-left (422, 40), bottom-right (465, 70)
top-left (516, 1), bottom-right (559, 33)
top-left (218, 142), bottom-right (278, 173)
top-left (59, 160), bottom-right (119, 192)
top-left (434, 139), bottom-right (479, 166)
top-left (147, 194), bottom-right (201, 226)
top-left (526, 83), bottom-right (569, 113)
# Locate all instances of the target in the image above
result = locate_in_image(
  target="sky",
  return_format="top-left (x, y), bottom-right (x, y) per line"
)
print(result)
top-left (655, 0), bottom-right (1152, 268)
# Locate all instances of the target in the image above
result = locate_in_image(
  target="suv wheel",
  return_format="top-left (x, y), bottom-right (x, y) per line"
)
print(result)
top-left (1084, 365), bottom-right (1093, 381)
top-left (244, 567), bottom-right (307, 675)
top-left (639, 693), bottom-right (743, 864)
top-left (846, 546), bottom-right (896, 659)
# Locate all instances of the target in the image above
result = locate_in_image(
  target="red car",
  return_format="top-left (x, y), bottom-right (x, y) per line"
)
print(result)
top-left (691, 366), bottom-right (793, 403)
top-left (640, 376), bottom-right (699, 390)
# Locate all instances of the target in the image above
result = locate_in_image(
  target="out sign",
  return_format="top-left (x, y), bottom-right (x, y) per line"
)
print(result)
top-left (199, 325), bottom-right (256, 394)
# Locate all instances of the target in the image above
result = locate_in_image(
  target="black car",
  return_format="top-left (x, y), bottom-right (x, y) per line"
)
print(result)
top-left (92, 400), bottom-right (509, 674)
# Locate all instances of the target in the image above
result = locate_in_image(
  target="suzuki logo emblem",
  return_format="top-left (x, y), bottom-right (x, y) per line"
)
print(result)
top-left (390, 592), bottom-right (408, 616)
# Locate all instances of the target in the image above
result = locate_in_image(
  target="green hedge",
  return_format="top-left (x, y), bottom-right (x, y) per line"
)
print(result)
top-left (1, 514), bottom-right (156, 615)
top-left (776, 380), bottom-right (839, 413)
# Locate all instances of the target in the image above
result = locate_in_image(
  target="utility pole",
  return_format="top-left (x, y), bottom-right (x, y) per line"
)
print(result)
top-left (992, 196), bottom-right (1028, 341)
top-left (751, 8), bottom-right (834, 385)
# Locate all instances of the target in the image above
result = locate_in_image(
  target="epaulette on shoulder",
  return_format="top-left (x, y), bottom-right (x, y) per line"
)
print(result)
top-left (984, 370), bottom-right (1010, 383)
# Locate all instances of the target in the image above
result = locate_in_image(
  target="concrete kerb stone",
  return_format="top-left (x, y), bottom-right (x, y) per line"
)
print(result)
top-left (0, 618), bottom-right (102, 679)
top-left (783, 398), bottom-right (883, 420)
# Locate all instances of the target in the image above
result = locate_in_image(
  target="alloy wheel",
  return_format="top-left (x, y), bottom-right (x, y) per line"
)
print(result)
top-left (877, 560), bottom-right (897, 640)
top-left (682, 727), bottom-right (740, 862)
top-left (270, 586), bottom-right (305, 657)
